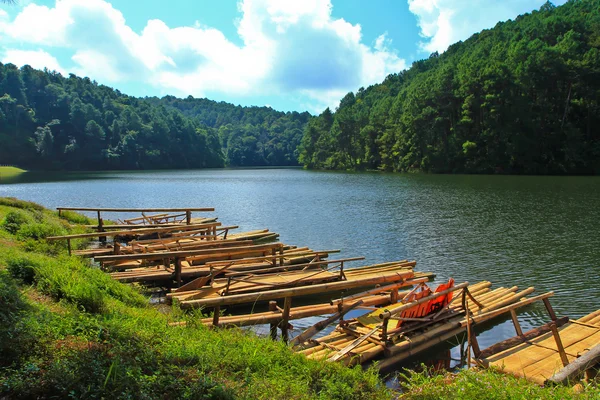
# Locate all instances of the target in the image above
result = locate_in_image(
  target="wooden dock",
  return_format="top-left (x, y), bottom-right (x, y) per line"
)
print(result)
top-left (476, 309), bottom-right (600, 385)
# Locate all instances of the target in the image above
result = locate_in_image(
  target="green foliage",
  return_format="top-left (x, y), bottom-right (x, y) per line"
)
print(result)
top-left (147, 96), bottom-right (311, 167)
top-left (1, 210), bottom-right (31, 234)
top-left (0, 62), bottom-right (310, 170)
top-left (300, 0), bottom-right (600, 175)
top-left (58, 210), bottom-right (93, 225)
top-left (0, 271), bottom-right (31, 367)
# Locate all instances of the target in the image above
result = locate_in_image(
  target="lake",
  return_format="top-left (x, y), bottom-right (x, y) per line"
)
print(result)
top-left (2, 168), bottom-right (599, 371)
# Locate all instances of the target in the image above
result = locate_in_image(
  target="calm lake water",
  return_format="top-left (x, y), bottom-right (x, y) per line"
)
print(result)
top-left (2, 168), bottom-right (599, 371)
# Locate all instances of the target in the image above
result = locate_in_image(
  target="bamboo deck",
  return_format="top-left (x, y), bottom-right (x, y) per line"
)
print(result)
top-left (478, 310), bottom-right (600, 385)
top-left (172, 262), bottom-right (432, 308)
top-left (294, 281), bottom-right (553, 370)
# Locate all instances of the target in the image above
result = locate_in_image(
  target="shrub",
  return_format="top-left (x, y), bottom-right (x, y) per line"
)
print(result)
top-left (17, 222), bottom-right (65, 241)
top-left (1, 211), bottom-right (30, 234)
top-left (6, 256), bottom-right (37, 284)
top-left (58, 210), bottom-right (92, 225)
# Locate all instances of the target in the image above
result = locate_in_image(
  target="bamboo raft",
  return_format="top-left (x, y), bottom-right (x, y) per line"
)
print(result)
top-left (476, 309), bottom-right (600, 385)
top-left (105, 243), bottom-right (342, 284)
top-left (173, 261), bottom-right (430, 309)
top-left (294, 280), bottom-right (554, 371)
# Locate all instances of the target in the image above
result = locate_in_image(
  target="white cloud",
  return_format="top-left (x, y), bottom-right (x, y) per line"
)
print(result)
top-left (2, 49), bottom-right (65, 73)
top-left (0, 0), bottom-right (406, 111)
top-left (408, 0), bottom-right (568, 54)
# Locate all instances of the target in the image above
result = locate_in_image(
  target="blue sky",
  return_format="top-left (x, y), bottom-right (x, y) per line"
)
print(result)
top-left (0, 0), bottom-right (566, 113)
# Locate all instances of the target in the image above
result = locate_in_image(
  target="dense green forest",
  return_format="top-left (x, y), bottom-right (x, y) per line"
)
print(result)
top-left (299, 0), bottom-right (600, 174)
top-left (145, 96), bottom-right (310, 167)
top-left (2, 0), bottom-right (598, 173)
top-left (0, 64), bottom-right (308, 170)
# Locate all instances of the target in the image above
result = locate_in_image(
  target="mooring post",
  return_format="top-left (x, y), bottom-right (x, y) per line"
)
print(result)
top-left (269, 301), bottom-right (278, 340)
top-left (213, 305), bottom-right (220, 327)
top-left (280, 297), bottom-right (292, 343)
top-left (186, 210), bottom-right (192, 225)
top-left (279, 246), bottom-right (284, 267)
top-left (381, 317), bottom-right (389, 343)
top-left (174, 257), bottom-right (182, 287)
top-left (470, 329), bottom-right (482, 358)
top-left (97, 211), bottom-right (106, 243)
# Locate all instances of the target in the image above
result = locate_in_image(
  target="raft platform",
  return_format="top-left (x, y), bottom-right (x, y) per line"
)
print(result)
top-left (293, 280), bottom-right (554, 371)
top-left (476, 308), bottom-right (600, 385)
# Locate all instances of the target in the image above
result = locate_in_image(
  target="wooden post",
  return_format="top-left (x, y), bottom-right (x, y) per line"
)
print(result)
top-left (279, 247), bottom-right (284, 267)
top-left (339, 261), bottom-right (346, 280)
top-left (212, 305), bottom-right (220, 327)
top-left (174, 257), bottom-right (182, 287)
top-left (58, 209), bottom-right (62, 217)
top-left (97, 211), bottom-right (107, 243)
top-left (186, 210), bottom-right (192, 225)
top-left (390, 288), bottom-right (399, 304)
top-left (470, 331), bottom-right (481, 358)
top-left (550, 322), bottom-right (569, 367)
top-left (271, 248), bottom-right (277, 267)
top-left (510, 309), bottom-right (523, 336)
top-left (280, 297), bottom-right (292, 343)
top-left (113, 241), bottom-right (121, 255)
top-left (67, 238), bottom-right (72, 256)
top-left (269, 301), bottom-right (278, 340)
top-left (381, 317), bottom-right (389, 343)
top-left (544, 298), bottom-right (558, 321)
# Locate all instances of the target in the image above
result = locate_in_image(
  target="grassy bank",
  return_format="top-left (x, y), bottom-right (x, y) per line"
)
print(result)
top-left (0, 196), bottom-right (598, 399)
top-left (0, 166), bottom-right (26, 181)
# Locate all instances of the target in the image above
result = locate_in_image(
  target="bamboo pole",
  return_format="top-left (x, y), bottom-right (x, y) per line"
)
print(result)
top-left (48, 222), bottom-right (222, 241)
top-left (291, 300), bottom-right (364, 345)
top-left (546, 344), bottom-right (600, 385)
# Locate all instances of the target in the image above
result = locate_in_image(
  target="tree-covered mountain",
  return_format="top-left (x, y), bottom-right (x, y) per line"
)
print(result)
top-left (299, 0), bottom-right (600, 174)
top-left (144, 96), bottom-right (310, 167)
top-left (0, 64), bottom-right (308, 170)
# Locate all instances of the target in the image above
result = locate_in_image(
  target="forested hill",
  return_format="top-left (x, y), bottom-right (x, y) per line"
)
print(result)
top-left (299, 0), bottom-right (600, 174)
top-left (0, 64), bottom-right (308, 170)
top-left (144, 96), bottom-right (310, 167)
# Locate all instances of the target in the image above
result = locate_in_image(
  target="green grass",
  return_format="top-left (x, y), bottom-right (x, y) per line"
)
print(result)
top-left (399, 367), bottom-right (600, 399)
top-left (0, 197), bottom-right (597, 399)
top-left (0, 166), bottom-right (26, 181)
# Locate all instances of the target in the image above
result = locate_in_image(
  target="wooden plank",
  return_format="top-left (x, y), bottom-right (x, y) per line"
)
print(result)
top-left (57, 207), bottom-right (214, 212)
top-left (96, 242), bottom-right (283, 262)
top-left (48, 222), bottom-right (221, 240)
